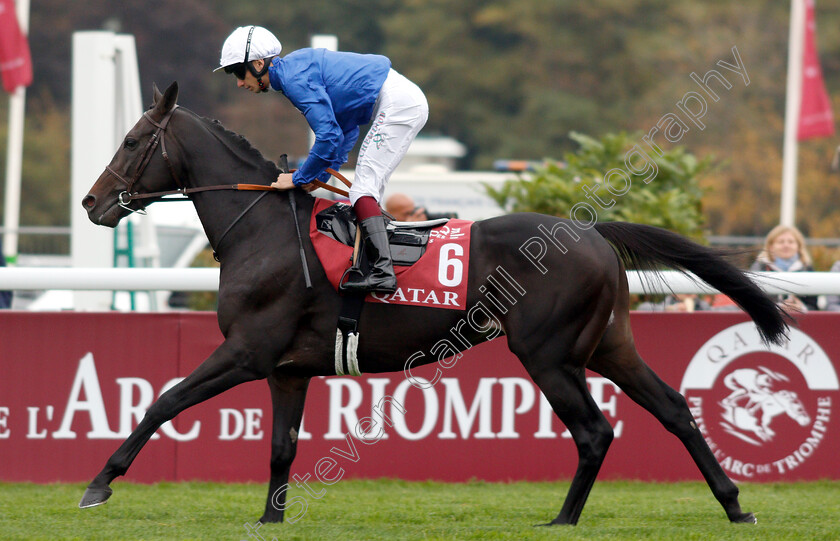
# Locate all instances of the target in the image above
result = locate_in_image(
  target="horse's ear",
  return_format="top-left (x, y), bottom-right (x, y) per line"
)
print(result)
top-left (152, 83), bottom-right (163, 104)
top-left (151, 82), bottom-right (179, 116)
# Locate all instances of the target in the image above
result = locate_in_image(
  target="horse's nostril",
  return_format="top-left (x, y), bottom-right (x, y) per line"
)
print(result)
top-left (82, 194), bottom-right (96, 210)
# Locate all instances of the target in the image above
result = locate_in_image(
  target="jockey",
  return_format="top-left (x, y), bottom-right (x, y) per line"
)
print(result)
top-left (720, 368), bottom-right (774, 411)
top-left (216, 25), bottom-right (429, 294)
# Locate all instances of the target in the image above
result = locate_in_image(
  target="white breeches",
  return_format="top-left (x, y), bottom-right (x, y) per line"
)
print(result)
top-left (350, 69), bottom-right (429, 205)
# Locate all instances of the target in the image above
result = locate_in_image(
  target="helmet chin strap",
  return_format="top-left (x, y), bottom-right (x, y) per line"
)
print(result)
top-left (248, 61), bottom-right (270, 93)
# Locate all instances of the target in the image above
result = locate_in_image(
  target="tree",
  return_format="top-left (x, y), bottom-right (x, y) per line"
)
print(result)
top-left (486, 131), bottom-right (714, 241)
top-left (4, 0), bottom-right (840, 244)
top-left (0, 92), bottom-right (71, 228)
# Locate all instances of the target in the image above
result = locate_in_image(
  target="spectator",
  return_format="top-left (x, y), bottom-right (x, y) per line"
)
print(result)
top-left (708, 294), bottom-right (741, 311)
top-left (385, 193), bottom-right (459, 222)
top-left (385, 193), bottom-right (428, 222)
top-left (0, 239), bottom-right (12, 309)
top-left (636, 294), bottom-right (710, 312)
top-left (750, 224), bottom-right (818, 312)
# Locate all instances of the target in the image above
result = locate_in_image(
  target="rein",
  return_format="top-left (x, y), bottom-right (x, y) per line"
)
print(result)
top-left (106, 105), bottom-right (354, 273)
top-left (205, 169), bottom-right (349, 261)
top-left (107, 105), bottom-right (352, 208)
top-left (120, 170), bottom-right (352, 204)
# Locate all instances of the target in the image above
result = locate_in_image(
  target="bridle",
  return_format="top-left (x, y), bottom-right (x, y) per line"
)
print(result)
top-left (102, 104), bottom-right (351, 259)
top-left (105, 105), bottom-right (350, 210)
top-left (105, 105), bottom-right (183, 215)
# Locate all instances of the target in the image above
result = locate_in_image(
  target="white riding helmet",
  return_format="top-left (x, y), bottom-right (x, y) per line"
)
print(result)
top-left (215, 26), bottom-right (282, 72)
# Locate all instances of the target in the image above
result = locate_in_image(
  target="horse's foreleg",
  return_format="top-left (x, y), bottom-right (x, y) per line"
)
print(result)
top-left (79, 339), bottom-right (275, 509)
top-left (760, 413), bottom-right (776, 439)
top-left (260, 373), bottom-right (309, 524)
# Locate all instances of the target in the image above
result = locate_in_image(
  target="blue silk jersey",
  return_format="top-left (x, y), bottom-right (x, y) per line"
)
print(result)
top-left (268, 48), bottom-right (391, 185)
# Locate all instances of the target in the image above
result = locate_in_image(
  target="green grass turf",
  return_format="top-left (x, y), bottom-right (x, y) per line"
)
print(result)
top-left (1, 479), bottom-right (838, 540)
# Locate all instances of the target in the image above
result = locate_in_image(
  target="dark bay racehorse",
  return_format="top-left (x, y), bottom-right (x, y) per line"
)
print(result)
top-left (79, 82), bottom-right (787, 525)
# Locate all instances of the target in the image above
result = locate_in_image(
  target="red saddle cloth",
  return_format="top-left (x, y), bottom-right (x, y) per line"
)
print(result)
top-left (309, 198), bottom-right (472, 310)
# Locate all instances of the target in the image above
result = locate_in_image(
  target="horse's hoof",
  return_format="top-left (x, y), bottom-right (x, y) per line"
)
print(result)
top-left (535, 518), bottom-right (573, 527)
top-left (259, 513), bottom-right (282, 524)
top-left (79, 485), bottom-right (113, 508)
top-left (731, 512), bottom-right (757, 524)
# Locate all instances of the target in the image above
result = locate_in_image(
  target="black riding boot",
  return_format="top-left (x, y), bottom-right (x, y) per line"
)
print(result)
top-left (340, 215), bottom-right (397, 294)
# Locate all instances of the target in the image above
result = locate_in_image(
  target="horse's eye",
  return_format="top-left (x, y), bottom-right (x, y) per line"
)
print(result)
top-left (124, 138), bottom-right (138, 150)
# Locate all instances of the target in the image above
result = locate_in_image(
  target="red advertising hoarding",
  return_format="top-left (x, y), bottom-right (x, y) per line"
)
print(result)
top-left (0, 311), bottom-right (837, 484)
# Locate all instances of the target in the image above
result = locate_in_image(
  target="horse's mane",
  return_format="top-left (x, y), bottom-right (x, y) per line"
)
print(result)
top-left (181, 107), bottom-right (279, 173)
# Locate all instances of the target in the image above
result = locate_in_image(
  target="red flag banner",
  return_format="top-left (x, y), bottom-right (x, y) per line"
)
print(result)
top-left (0, 0), bottom-right (32, 93)
top-left (798, 0), bottom-right (835, 140)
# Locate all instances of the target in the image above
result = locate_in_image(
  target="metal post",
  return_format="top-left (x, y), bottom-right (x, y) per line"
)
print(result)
top-left (780, 0), bottom-right (806, 227)
top-left (2, 0), bottom-right (31, 266)
top-left (71, 32), bottom-right (119, 309)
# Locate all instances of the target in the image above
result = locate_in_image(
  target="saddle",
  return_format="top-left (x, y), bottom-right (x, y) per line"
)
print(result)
top-left (314, 201), bottom-right (449, 266)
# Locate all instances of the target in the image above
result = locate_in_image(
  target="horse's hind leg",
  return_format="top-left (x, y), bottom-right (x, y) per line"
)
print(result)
top-left (588, 321), bottom-right (755, 523)
top-left (509, 307), bottom-right (615, 525)
top-left (502, 246), bottom-right (617, 525)
top-left (260, 373), bottom-right (309, 524)
top-left (526, 362), bottom-right (615, 525)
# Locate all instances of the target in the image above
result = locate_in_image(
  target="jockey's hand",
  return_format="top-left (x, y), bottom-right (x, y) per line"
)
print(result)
top-left (272, 173), bottom-right (295, 190)
top-left (272, 173), bottom-right (319, 192)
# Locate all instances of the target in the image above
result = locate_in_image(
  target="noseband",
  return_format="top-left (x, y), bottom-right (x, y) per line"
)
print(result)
top-left (105, 106), bottom-right (182, 214)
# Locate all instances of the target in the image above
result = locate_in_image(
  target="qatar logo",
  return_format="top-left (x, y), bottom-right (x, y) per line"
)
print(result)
top-left (719, 366), bottom-right (810, 445)
top-left (680, 322), bottom-right (838, 480)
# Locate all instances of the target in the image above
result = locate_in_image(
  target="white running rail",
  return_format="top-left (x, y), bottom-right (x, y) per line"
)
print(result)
top-left (2, 268), bottom-right (840, 295)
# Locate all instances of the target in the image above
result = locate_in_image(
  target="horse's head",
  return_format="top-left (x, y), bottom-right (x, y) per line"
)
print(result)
top-left (82, 81), bottom-right (181, 227)
top-left (775, 390), bottom-right (811, 426)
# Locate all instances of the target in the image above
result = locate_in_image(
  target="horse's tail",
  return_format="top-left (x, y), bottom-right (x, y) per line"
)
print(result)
top-left (594, 221), bottom-right (789, 345)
